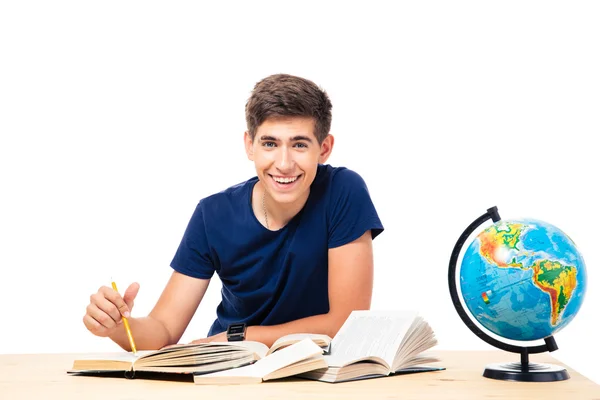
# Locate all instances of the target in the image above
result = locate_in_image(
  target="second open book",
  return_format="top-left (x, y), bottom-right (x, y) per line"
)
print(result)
top-left (298, 310), bottom-right (441, 383)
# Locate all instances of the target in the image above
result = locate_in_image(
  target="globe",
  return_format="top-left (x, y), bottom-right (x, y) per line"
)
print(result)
top-left (460, 219), bottom-right (587, 341)
top-left (448, 207), bottom-right (588, 382)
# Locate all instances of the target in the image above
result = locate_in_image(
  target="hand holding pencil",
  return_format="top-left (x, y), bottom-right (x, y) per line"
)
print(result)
top-left (83, 281), bottom-right (140, 353)
top-left (111, 281), bottom-right (137, 354)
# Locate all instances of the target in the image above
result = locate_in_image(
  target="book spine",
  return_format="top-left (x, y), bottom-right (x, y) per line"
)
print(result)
top-left (124, 367), bottom-right (136, 379)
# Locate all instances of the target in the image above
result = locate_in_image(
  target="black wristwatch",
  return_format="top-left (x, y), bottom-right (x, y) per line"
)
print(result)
top-left (226, 323), bottom-right (247, 341)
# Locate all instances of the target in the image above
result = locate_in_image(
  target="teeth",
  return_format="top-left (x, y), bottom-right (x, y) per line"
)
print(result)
top-left (273, 176), bottom-right (298, 183)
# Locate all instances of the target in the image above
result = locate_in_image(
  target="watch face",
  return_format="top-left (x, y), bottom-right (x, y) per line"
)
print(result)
top-left (228, 324), bottom-right (245, 335)
top-left (227, 323), bottom-right (246, 341)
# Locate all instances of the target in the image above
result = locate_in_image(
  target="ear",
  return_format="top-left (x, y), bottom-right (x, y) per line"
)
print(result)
top-left (318, 134), bottom-right (335, 163)
top-left (244, 131), bottom-right (254, 161)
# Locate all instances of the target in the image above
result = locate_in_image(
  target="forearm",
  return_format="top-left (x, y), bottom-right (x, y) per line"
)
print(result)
top-left (109, 316), bottom-right (173, 351)
top-left (245, 311), bottom-right (349, 348)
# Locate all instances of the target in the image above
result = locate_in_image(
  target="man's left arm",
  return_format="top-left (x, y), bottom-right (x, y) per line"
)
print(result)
top-left (194, 230), bottom-right (374, 347)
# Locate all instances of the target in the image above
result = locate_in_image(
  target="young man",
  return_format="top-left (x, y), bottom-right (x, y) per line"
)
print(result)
top-left (83, 74), bottom-right (383, 349)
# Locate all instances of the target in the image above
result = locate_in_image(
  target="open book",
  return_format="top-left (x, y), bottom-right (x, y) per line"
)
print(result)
top-left (299, 310), bottom-right (442, 383)
top-left (193, 338), bottom-right (326, 385)
top-left (68, 333), bottom-right (331, 379)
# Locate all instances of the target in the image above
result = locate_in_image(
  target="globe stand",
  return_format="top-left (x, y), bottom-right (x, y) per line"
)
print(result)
top-left (448, 206), bottom-right (570, 382)
top-left (483, 337), bottom-right (569, 382)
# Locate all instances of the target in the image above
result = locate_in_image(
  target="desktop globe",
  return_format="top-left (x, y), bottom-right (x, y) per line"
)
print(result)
top-left (448, 207), bottom-right (587, 382)
top-left (461, 218), bottom-right (586, 341)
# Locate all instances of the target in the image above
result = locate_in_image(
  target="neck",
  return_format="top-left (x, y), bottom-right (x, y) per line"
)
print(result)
top-left (257, 182), bottom-right (309, 230)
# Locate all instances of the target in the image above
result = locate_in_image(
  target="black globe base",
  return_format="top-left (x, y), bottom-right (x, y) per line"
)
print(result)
top-left (484, 362), bottom-right (570, 382)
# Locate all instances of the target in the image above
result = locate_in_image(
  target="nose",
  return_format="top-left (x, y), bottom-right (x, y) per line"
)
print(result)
top-left (276, 147), bottom-right (294, 172)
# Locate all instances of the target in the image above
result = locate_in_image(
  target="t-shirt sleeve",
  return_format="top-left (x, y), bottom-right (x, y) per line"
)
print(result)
top-left (170, 203), bottom-right (216, 279)
top-left (328, 168), bottom-right (384, 249)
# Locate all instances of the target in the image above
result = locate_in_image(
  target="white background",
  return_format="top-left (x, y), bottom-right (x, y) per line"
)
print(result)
top-left (1, 0), bottom-right (598, 385)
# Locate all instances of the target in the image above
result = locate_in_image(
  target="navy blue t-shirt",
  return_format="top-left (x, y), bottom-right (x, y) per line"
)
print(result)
top-left (170, 164), bottom-right (384, 336)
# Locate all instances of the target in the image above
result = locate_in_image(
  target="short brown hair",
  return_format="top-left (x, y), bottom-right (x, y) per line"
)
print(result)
top-left (245, 74), bottom-right (332, 144)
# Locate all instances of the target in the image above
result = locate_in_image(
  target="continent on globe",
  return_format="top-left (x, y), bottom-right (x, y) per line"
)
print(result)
top-left (479, 223), bottom-right (525, 268)
top-left (531, 260), bottom-right (578, 326)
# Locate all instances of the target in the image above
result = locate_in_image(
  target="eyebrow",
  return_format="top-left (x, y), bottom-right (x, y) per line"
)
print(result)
top-left (259, 135), bottom-right (314, 143)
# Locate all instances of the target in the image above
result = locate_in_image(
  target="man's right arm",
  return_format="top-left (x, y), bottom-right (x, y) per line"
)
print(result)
top-left (83, 271), bottom-right (210, 351)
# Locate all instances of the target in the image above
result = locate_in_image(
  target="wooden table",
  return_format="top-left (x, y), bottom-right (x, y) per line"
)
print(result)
top-left (1, 351), bottom-right (598, 399)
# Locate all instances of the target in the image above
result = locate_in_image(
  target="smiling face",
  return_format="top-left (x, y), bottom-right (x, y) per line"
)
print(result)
top-left (245, 116), bottom-right (334, 209)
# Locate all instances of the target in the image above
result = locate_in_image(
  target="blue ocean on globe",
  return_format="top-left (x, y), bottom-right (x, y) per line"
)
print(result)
top-left (460, 219), bottom-right (587, 341)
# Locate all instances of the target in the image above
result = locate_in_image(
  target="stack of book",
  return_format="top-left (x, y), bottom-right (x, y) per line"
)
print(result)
top-left (69, 310), bottom-right (443, 384)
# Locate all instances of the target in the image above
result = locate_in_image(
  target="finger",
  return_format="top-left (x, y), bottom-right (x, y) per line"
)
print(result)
top-left (123, 282), bottom-right (140, 311)
top-left (91, 292), bottom-right (122, 323)
top-left (83, 314), bottom-right (110, 337)
top-left (100, 286), bottom-right (131, 318)
top-left (86, 303), bottom-right (119, 331)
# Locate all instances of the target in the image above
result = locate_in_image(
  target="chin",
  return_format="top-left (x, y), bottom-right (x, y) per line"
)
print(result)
top-left (270, 191), bottom-right (305, 204)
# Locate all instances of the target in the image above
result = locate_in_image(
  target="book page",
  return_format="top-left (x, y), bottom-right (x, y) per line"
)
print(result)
top-left (391, 317), bottom-right (438, 371)
top-left (327, 310), bottom-right (418, 368)
top-left (195, 362), bottom-right (263, 379)
top-left (71, 342), bottom-right (269, 373)
top-left (263, 355), bottom-right (327, 381)
top-left (185, 341), bottom-right (270, 359)
top-left (252, 338), bottom-right (323, 376)
top-left (267, 333), bottom-right (332, 355)
top-left (194, 338), bottom-right (323, 384)
top-left (70, 351), bottom-right (145, 372)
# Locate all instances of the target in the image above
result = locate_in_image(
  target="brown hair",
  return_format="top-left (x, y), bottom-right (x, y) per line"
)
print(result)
top-left (245, 74), bottom-right (332, 144)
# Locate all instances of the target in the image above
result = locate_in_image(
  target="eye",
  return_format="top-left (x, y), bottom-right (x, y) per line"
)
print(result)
top-left (294, 142), bottom-right (308, 148)
top-left (262, 141), bottom-right (276, 148)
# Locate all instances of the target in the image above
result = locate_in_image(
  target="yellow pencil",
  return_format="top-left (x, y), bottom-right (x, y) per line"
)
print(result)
top-left (111, 281), bottom-right (137, 354)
